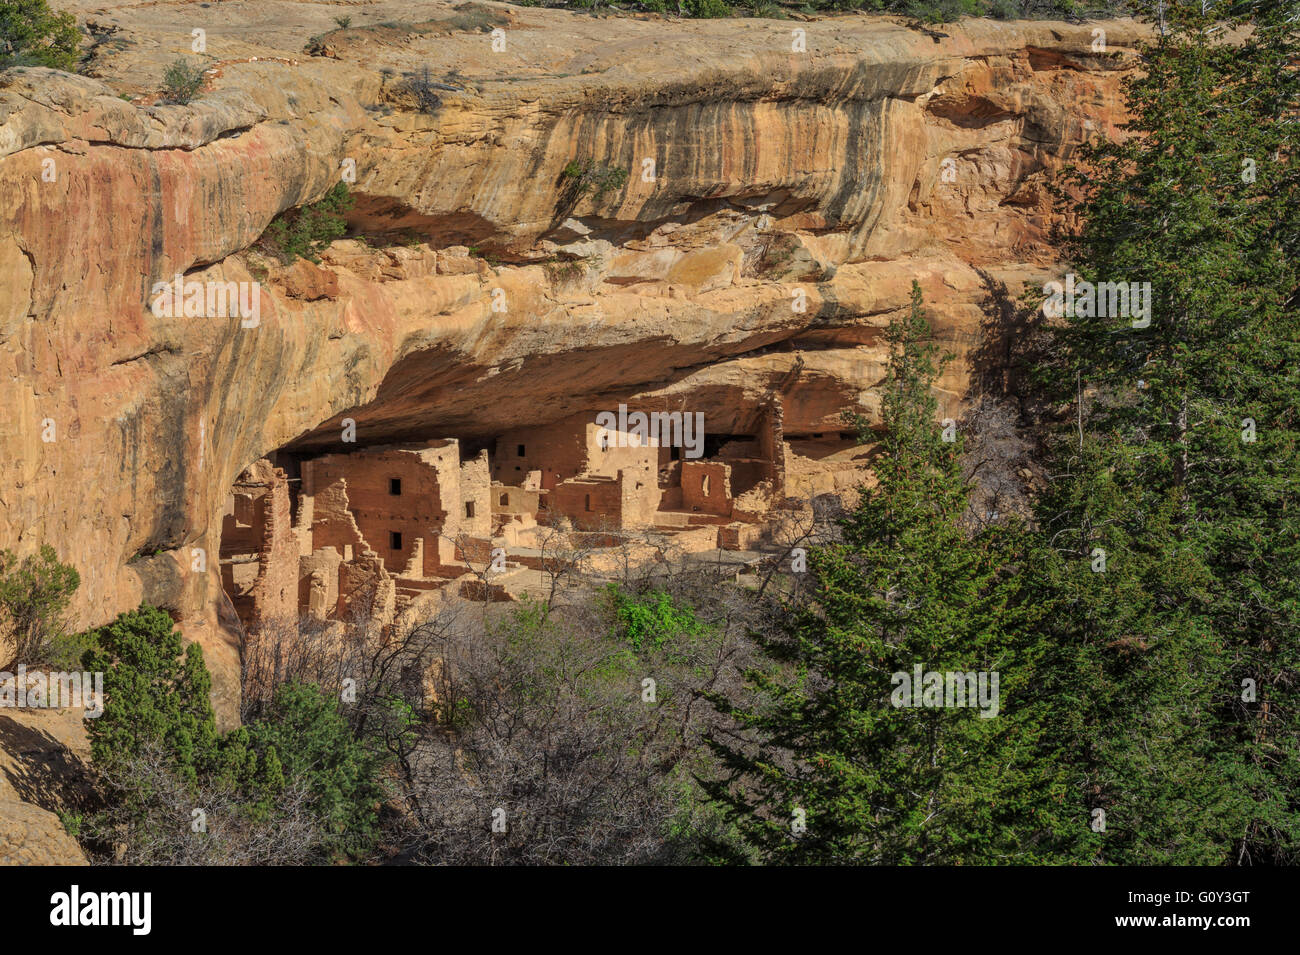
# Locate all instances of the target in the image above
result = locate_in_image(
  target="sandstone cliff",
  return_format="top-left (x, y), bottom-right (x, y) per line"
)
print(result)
top-left (0, 706), bottom-right (91, 865)
top-left (0, 2), bottom-right (1142, 727)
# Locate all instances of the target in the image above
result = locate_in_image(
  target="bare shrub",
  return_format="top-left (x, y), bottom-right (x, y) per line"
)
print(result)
top-left (960, 394), bottom-right (1039, 530)
top-left (81, 744), bottom-right (325, 866)
top-left (401, 604), bottom-right (674, 864)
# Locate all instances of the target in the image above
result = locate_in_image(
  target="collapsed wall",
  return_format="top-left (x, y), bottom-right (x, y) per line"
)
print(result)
top-left (0, 2), bottom-right (1141, 724)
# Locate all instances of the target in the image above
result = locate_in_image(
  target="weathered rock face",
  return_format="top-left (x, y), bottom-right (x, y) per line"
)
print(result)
top-left (0, 707), bottom-right (91, 865)
top-left (0, 1), bottom-right (1142, 725)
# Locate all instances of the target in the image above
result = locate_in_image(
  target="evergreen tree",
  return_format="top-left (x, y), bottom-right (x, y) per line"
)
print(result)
top-left (1034, 0), bottom-right (1300, 863)
top-left (0, 544), bottom-right (80, 668)
top-left (0, 0), bottom-right (80, 71)
top-left (81, 606), bottom-right (382, 858)
top-left (247, 682), bottom-right (387, 853)
top-left (83, 604), bottom-right (224, 786)
top-left (705, 283), bottom-right (1073, 863)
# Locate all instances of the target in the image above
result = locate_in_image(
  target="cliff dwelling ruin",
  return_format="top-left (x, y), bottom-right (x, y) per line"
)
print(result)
top-left (218, 400), bottom-right (872, 635)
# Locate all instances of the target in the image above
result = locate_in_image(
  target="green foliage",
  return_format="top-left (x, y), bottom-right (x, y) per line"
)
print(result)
top-left (56, 810), bottom-right (82, 839)
top-left (683, 0), bottom-right (733, 16)
top-left (696, 0), bottom-right (1300, 868)
top-left (82, 605), bottom-right (385, 860)
top-left (905, 0), bottom-right (983, 22)
top-left (1030, 1), bottom-right (1300, 865)
top-left (706, 284), bottom-right (1075, 863)
top-left (561, 160), bottom-right (629, 205)
top-left (605, 584), bottom-right (709, 655)
top-left (333, 15), bottom-right (352, 28)
top-left (0, 545), bottom-right (81, 668)
top-left (83, 605), bottom-right (223, 786)
top-left (258, 181), bottom-right (354, 263)
top-left (0, 0), bottom-right (79, 71)
top-left (160, 57), bottom-right (205, 105)
top-left (246, 682), bottom-right (386, 853)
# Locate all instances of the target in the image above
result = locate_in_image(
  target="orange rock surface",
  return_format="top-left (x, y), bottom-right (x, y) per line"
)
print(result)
top-left (0, 2), bottom-right (1143, 725)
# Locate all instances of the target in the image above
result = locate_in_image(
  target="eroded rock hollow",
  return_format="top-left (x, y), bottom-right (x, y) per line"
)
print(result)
top-left (0, 2), bottom-right (1140, 725)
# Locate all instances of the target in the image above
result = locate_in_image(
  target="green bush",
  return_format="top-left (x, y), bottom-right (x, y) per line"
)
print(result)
top-left (161, 57), bottom-right (205, 105)
top-left (82, 604), bottom-right (224, 784)
top-left (605, 584), bottom-right (708, 655)
top-left (905, 0), bottom-right (984, 22)
top-left (246, 682), bottom-right (386, 853)
top-left (0, 544), bottom-right (80, 669)
top-left (257, 181), bottom-right (355, 263)
top-left (743, 0), bottom-right (786, 17)
top-left (561, 160), bottom-right (629, 205)
top-left (0, 0), bottom-right (80, 71)
top-left (684, 0), bottom-right (732, 16)
top-left (81, 605), bottom-right (385, 861)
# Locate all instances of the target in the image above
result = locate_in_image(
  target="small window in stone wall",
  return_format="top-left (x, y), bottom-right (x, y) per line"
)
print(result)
top-left (517, 444), bottom-right (526, 457)
top-left (584, 494), bottom-right (592, 512)
top-left (465, 502), bottom-right (475, 519)
top-left (499, 493), bottom-right (509, 506)
top-left (390, 531), bottom-right (403, 550)
top-left (389, 478), bottom-right (402, 496)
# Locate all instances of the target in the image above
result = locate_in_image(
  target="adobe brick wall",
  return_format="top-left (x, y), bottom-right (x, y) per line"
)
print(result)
top-left (218, 460), bottom-right (297, 630)
top-left (492, 483), bottom-right (540, 516)
top-left (587, 423), bottom-right (658, 479)
top-left (301, 461), bottom-right (369, 558)
top-left (493, 417), bottom-right (590, 490)
top-left (307, 446), bottom-right (450, 573)
top-left (458, 449), bottom-right (492, 540)
top-left (759, 402), bottom-right (786, 497)
top-left (249, 462), bottom-right (298, 627)
top-left (551, 477), bottom-right (623, 530)
top-left (338, 551), bottom-right (394, 623)
top-left (618, 467), bottom-right (661, 528)
top-left (681, 460), bottom-right (733, 517)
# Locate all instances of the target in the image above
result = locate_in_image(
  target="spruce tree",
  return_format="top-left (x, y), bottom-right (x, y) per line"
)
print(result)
top-left (705, 283), bottom-right (1072, 863)
top-left (1034, 0), bottom-right (1300, 863)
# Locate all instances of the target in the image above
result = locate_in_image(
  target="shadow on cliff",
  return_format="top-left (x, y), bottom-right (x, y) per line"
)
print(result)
top-left (959, 268), bottom-right (1059, 528)
top-left (0, 714), bottom-right (96, 816)
top-left (967, 267), bottom-right (1055, 415)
